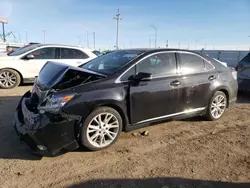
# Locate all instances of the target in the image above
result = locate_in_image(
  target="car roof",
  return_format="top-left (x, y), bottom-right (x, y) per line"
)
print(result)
top-left (35, 44), bottom-right (94, 51)
top-left (119, 48), bottom-right (201, 54)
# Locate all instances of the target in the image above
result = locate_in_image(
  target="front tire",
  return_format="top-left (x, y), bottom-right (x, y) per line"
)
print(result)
top-left (80, 107), bottom-right (122, 151)
top-left (205, 91), bottom-right (227, 121)
top-left (0, 69), bottom-right (21, 89)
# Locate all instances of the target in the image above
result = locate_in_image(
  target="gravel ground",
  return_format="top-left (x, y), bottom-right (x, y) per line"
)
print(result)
top-left (0, 85), bottom-right (250, 188)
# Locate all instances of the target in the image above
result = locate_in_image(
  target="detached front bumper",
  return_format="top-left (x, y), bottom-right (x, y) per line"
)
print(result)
top-left (13, 91), bottom-right (79, 156)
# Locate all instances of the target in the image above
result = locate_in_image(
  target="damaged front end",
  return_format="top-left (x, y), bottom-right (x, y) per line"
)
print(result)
top-left (14, 90), bottom-right (81, 156)
top-left (13, 61), bottom-right (105, 156)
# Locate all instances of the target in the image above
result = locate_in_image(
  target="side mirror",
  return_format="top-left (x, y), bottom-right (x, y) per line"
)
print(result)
top-left (26, 54), bottom-right (34, 59)
top-left (133, 72), bottom-right (153, 81)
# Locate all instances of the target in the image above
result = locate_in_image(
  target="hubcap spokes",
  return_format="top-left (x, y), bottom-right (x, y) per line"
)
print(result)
top-left (211, 95), bottom-right (226, 119)
top-left (0, 71), bottom-right (16, 87)
top-left (87, 113), bottom-right (119, 148)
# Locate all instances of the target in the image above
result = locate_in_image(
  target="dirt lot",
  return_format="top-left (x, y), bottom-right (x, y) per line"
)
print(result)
top-left (0, 85), bottom-right (250, 188)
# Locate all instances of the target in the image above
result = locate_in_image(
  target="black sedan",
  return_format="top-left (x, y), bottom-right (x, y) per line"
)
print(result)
top-left (13, 49), bottom-right (238, 156)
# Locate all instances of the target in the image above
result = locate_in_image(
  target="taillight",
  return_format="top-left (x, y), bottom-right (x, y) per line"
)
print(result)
top-left (231, 69), bottom-right (237, 80)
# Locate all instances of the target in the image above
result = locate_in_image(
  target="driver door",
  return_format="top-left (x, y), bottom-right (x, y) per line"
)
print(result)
top-left (22, 47), bottom-right (57, 78)
top-left (129, 52), bottom-right (183, 124)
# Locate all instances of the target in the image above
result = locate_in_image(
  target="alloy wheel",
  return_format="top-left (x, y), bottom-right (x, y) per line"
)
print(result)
top-left (0, 71), bottom-right (17, 88)
top-left (210, 94), bottom-right (226, 119)
top-left (86, 112), bottom-right (120, 148)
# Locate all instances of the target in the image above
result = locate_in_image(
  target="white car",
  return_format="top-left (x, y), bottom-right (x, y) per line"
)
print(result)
top-left (0, 44), bottom-right (97, 89)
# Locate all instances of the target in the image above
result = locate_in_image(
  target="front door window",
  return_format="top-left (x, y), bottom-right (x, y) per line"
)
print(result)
top-left (136, 52), bottom-right (177, 77)
top-left (27, 48), bottom-right (56, 59)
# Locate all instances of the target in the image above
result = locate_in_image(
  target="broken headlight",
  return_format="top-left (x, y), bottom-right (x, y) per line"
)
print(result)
top-left (39, 94), bottom-right (75, 113)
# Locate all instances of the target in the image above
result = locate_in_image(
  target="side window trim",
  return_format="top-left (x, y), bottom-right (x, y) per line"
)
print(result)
top-left (120, 66), bottom-right (136, 82)
top-left (59, 47), bottom-right (89, 59)
top-left (55, 48), bottom-right (60, 59)
top-left (177, 52), bottom-right (215, 75)
top-left (75, 49), bottom-right (89, 59)
top-left (20, 47), bottom-right (44, 60)
top-left (21, 47), bottom-right (56, 60)
top-left (116, 51), bottom-right (178, 83)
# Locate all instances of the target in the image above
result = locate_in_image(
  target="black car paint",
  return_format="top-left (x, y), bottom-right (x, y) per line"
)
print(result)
top-left (13, 49), bottom-right (238, 156)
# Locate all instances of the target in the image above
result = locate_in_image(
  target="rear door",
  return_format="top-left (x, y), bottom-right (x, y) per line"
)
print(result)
top-left (58, 48), bottom-right (90, 66)
top-left (21, 47), bottom-right (56, 78)
top-left (177, 52), bottom-right (216, 110)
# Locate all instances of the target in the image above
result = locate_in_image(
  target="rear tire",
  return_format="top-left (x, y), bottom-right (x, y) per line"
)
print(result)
top-left (205, 91), bottom-right (227, 121)
top-left (80, 107), bottom-right (122, 151)
top-left (0, 69), bottom-right (21, 89)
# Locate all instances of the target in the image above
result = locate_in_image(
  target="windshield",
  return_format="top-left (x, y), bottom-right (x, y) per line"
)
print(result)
top-left (8, 44), bottom-right (40, 56)
top-left (80, 50), bottom-right (144, 74)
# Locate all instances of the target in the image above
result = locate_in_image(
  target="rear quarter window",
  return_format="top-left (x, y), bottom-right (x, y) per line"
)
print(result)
top-left (179, 53), bottom-right (215, 74)
top-left (204, 61), bottom-right (215, 70)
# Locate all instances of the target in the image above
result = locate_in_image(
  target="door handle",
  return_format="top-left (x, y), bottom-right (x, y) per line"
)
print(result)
top-left (208, 75), bottom-right (216, 81)
top-left (170, 80), bottom-right (181, 86)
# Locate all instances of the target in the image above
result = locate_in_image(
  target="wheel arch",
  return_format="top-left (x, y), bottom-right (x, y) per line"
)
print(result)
top-left (74, 100), bottom-right (129, 140)
top-left (96, 102), bottom-right (129, 131)
top-left (211, 87), bottom-right (230, 108)
top-left (0, 67), bottom-right (24, 84)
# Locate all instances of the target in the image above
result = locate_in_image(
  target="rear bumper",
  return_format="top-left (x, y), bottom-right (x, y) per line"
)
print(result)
top-left (13, 91), bottom-right (79, 156)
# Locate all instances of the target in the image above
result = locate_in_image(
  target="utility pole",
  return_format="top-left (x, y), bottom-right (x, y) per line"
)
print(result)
top-left (195, 37), bottom-right (202, 50)
top-left (86, 31), bottom-right (89, 48)
top-left (150, 25), bottom-right (157, 48)
top-left (42, 30), bottom-right (46, 44)
top-left (114, 8), bottom-right (121, 50)
top-left (25, 31), bottom-right (28, 44)
top-left (18, 34), bottom-right (21, 43)
top-left (2, 22), bottom-right (6, 42)
top-left (78, 36), bottom-right (81, 46)
top-left (129, 36), bottom-right (131, 48)
top-left (0, 18), bottom-right (8, 42)
top-left (166, 40), bottom-right (168, 48)
top-left (248, 35), bottom-right (250, 51)
top-left (93, 32), bottom-right (95, 49)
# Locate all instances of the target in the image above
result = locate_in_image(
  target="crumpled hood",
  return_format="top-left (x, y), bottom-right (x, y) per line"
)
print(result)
top-left (36, 61), bottom-right (106, 92)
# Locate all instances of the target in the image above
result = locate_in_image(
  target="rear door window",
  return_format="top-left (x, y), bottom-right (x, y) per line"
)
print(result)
top-left (179, 53), bottom-right (206, 74)
top-left (60, 48), bottom-right (89, 59)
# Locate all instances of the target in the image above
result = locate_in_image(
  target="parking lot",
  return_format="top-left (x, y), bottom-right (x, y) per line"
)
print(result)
top-left (0, 85), bottom-right (250, 188)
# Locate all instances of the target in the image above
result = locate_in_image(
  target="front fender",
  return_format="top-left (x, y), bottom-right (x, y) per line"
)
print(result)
top-left (62, 85), bottom-right (128, 121)
top-left (0, 60), bottom-right (24, 76)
